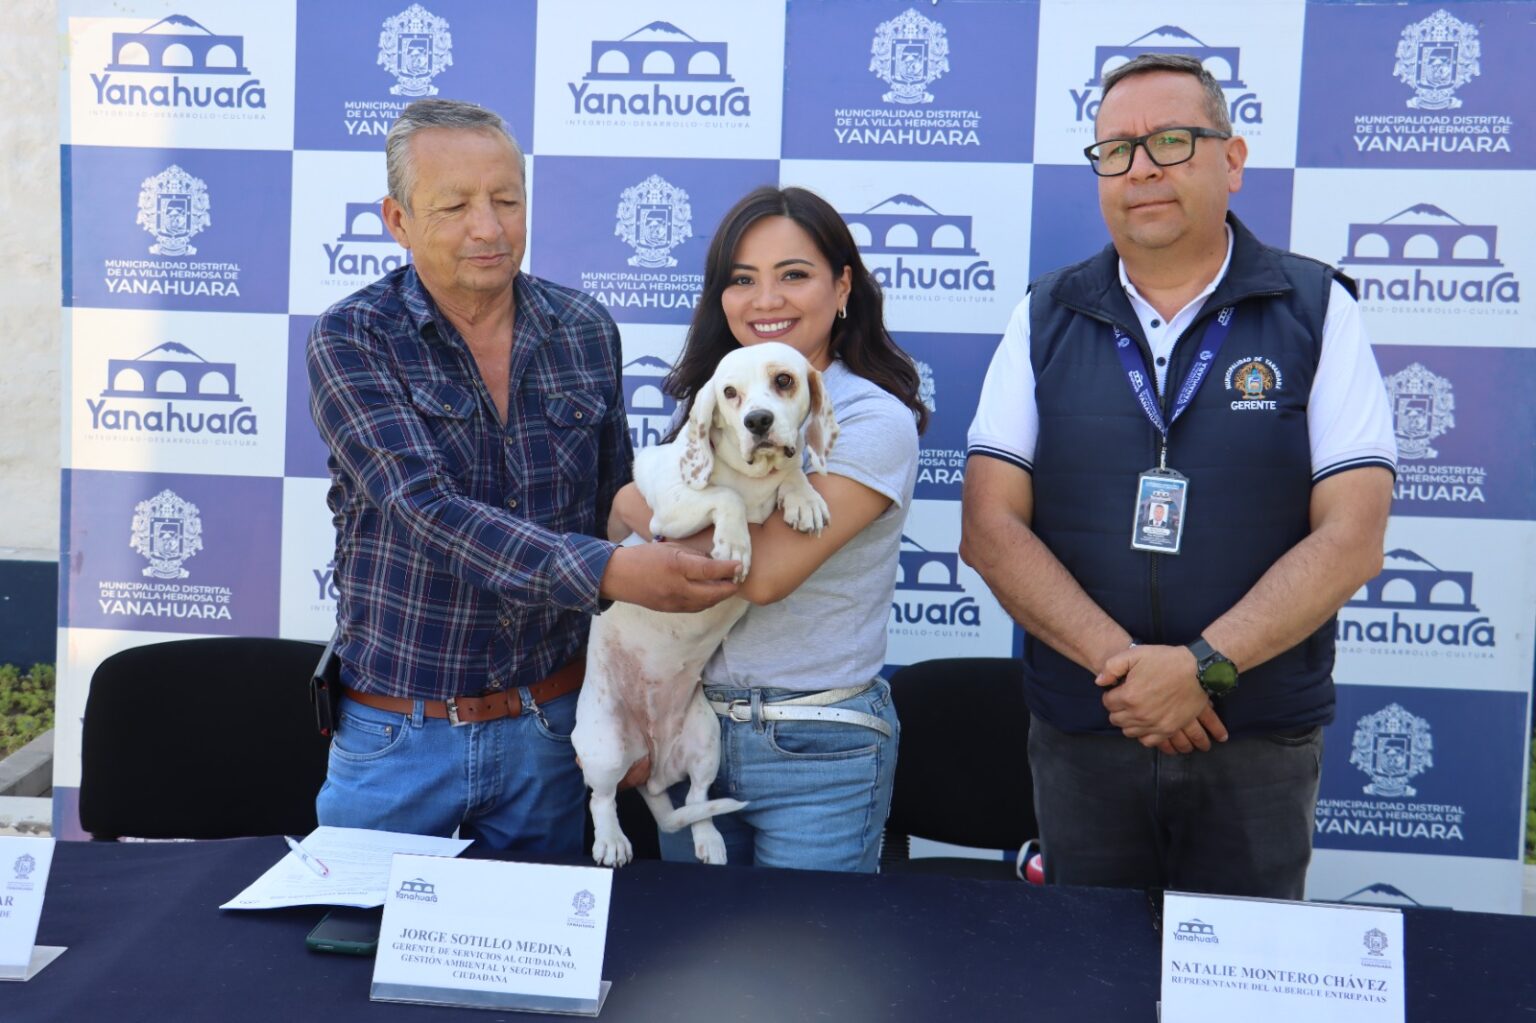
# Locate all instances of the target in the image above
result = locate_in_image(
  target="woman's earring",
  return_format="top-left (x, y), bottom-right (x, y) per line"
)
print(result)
top-left (837, 304), bottom-right (848, 320)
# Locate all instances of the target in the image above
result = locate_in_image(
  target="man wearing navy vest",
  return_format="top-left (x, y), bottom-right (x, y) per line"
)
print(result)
top-left (961, 54), bottom-right (1396, 899)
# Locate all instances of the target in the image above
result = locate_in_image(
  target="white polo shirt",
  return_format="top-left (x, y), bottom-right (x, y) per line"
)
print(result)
top-left (967, 232), bottom-right (1398, 483)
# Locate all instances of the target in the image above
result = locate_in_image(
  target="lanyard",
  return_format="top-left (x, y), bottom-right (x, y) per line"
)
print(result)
top-left (1112, 306), bottom-right (1236, 468)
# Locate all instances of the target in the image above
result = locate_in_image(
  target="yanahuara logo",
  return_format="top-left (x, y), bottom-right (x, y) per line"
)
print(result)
top-left (842, 195), bottom-right (994, 300)
top-left (890, 534), bottom-right (980, 633)
top-left (1353, 9), bottom-right (1508, 156)
top-left (831, 9), bottom-right (981, 150)
top-left (1071, 26), bottom-right (1261, 129)
top-left (568, 21), bottom-right (749, 123)
top-left (1338, 548), bottom-right (1494, 655)
top-left (580, 174), bottom-right (701, 313)
top-left (616, 175), bottom-right (692, 269)
top-left (86, 341), bottom-right (259, 440)
top-left (91, 13), bottom-right (267, 110)
top-left (1315, 703), bottom-right (1466, 844)
top-left (1340, 204), bottom-right (1518, 311)
top-left (1349, 703), bottom-right (1434, 799)
top-left (323, 199), bottom-right (407, 283)
top-left (131, 488), bottom-right (203, 580)
top-left (869, 8), bottom-right (949, 106)
top-left (1382, 362), bottom-right (1486, 506)
top-left (1173, 919), bottom-right (1219, 944)
top-left (137, 165), bottom-right (210, 258)
top-left (1395, 8), bottom-right (1479, 112)
top-left (313, 558), bottom-right (340, 603)
top-left (105, 165), bottom-right (245, 301)
top-left (622, 355), bottom-right (677, 450)
top-left (395, 877), bottom-right (439, 902)
top-left (1222, 356), bottom-right (1283, 412)
top-left (378, 4), bottom-right (453, 98)
top-left (1338, 882), bottom-right (1446, 911)
top-left (96, 487), bottom-right (234, 622)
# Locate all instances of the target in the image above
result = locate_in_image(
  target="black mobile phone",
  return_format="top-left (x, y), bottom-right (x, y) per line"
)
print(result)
top-left (310, 631), bottom-right (342, 739)
top-left (305, 906), bottom-right (382, 956)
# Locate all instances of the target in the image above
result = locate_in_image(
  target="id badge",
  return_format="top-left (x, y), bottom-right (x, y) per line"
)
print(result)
top-left (1130, 470), bottom-right (1188, 554)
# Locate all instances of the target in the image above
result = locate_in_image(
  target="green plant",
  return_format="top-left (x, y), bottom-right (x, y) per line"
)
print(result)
top-left (1528, 730), bottom-right (1536, 865)
top-left (0, 664), bottom-right (55, 760)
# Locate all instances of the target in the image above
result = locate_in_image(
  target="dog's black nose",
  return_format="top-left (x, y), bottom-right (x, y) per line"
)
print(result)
top-left (744, 409), bottom-right (774, 437)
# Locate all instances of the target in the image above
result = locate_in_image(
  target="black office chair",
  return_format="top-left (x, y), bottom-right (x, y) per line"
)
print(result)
top-left (880, 657), bottom-right (1039, 881)
top-left (79, 637), bottom-right (331, 841)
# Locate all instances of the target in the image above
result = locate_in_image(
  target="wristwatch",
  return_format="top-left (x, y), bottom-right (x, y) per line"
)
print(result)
top-left (1186, 637), bottom-right (1238, 698)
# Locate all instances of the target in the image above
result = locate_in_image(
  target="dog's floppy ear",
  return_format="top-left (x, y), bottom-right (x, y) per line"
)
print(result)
top-left (678, 386), bottom-right (717, 489)
top-left (803, 366), bottom-right (838, 475)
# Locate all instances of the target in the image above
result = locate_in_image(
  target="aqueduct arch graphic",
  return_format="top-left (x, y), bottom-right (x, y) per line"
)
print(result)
top-left (107, 17), bottom-right (249, 75)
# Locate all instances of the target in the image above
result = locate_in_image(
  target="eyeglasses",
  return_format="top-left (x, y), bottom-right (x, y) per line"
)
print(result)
top-left (1083, 127), bottom-right (1231, 177)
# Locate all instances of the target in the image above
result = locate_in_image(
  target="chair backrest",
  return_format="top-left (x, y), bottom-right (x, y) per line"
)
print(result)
top-left (79, 637), bottom-right (331, 841)
top-left (884, 657), bottom-right (1037, 852)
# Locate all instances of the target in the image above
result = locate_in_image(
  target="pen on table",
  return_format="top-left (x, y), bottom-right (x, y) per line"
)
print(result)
top-left (283, 835), bottom-right (331, 878)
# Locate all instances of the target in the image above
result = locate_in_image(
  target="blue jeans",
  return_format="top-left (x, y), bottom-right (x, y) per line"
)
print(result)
top-left (1027, 713), bottom-right (1323, 899)
top-left (658, 680), bottom-right (899, 873)
top-left (316, 689), bottom-right (586, 857)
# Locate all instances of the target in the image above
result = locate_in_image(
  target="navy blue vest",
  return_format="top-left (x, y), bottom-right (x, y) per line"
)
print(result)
top-left (1025, 215), bottom-right (1355, 736)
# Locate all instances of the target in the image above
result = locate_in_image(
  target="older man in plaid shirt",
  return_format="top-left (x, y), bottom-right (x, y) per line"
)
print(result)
top-left (307, 99), bottom-right (739, 856)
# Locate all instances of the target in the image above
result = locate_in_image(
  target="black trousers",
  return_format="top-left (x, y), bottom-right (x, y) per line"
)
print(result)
top-left (1028, 713), bottom-right (1323, 900)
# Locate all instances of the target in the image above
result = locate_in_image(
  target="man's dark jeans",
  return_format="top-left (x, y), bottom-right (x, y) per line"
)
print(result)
top-left (1028, 713), bottom-right (1323, 900)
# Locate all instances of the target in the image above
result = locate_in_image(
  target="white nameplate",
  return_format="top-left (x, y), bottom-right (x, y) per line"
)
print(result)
top-left (1161, 891), bottom-right (1405, 1022)
top-left (0, 836), bottom-right (65, 982)
top-left (372, 854), bottom-right (613, 1015)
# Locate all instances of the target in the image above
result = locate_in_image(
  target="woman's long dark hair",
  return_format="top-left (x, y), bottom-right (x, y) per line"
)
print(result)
top-left (663, 185), bottom-right (928, 437)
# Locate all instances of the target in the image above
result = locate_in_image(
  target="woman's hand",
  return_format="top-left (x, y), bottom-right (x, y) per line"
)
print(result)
top-left (607, 482), bottom-right (655, 542)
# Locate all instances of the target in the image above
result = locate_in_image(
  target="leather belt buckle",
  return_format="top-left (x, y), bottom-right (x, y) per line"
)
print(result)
top-left (445, 695), bottom-right (466, 727)
top-left (725, 699), bottom-right (753, 724)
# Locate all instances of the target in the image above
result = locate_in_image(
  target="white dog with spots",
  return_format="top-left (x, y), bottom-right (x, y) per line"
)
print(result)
top-left (573, 341), bottom-right (838, 867)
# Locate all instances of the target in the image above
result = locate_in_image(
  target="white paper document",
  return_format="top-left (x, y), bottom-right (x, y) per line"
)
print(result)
top-left (1160, 891), bottom-right (1405, 1022)
top-left (0, 836), bottom-right (63, 981)
top-left (220, 827), bottom-right (472, 910)
top-left (371, 854), bottom-right (613, 1015)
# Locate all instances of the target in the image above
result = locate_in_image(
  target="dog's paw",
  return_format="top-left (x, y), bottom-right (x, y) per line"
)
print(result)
top-left (591, 831), bottom-right (633, 868)
top-left (779, 484), bottom-right (831, 536)
top-left (693, 823), bottom-right (728, 866)
top-left (711, 522), bottom-right (752, 582)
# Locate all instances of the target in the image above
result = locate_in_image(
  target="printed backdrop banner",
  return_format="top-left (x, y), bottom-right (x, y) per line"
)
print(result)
top-left (56, 0), bottom-right (1536, 914)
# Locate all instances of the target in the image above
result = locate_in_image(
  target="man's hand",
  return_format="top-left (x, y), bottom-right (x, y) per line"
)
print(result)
top-left (1095, 644), bottom-right (1228, 751)
top-left (598, 542), bottom-right (741, 612)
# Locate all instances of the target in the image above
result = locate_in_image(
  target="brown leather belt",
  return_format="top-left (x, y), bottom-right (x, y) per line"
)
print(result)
top-left (343, 656), bottom-right (585, 727)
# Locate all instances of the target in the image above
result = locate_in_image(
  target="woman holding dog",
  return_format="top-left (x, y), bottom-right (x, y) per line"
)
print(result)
top-left (610, 185), bottom-right (927, 872)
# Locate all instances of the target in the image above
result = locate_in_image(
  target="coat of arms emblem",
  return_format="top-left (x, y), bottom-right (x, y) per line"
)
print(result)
top-left (915, 360), bottom-right (936, 414)
top-left (1395, 8), bottom-right (1481, 111)
top-left (379, 4), bottom-right (453, 98)
top-left (571, 889), bottom-right (596, 917)
top-left (13, 853), bottom-right (35, 880)
top-left (1363, 928), bottom-right (1389, 957)
top-left (131, 489), bottom-right (204, 580)
top-left (869, 9), bottom-right (949, 105)
top-left (136, 165), bottom-right (210, 257)
top-left (1384, 362), bottom-right (1454, 461)
top-left (615, 175), bottom-right (692, 269)
top-left (1350, 703), bottom-right (1433, 798)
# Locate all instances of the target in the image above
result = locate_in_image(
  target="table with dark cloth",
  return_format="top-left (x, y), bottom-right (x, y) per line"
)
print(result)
top-left (6, 838), bottom-right (1534, 1021)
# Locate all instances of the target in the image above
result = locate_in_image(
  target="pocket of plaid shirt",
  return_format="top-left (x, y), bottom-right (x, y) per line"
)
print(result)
top-left (408, 380), bottom-right (479, 482)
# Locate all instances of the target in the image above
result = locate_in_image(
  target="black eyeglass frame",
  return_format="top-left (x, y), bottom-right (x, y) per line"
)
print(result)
top-left (1082, 126), bottom-right (1232, 177)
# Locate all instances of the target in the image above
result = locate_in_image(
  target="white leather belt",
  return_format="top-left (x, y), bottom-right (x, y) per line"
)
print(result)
top-left (707, 682), bottom-right (893, 738)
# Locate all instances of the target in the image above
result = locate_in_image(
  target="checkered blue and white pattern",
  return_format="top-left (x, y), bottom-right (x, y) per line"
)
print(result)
top-left (56, 0), bottom-right (1536, 912)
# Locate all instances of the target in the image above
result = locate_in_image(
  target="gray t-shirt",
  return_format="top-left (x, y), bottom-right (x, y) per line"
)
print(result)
top-left (702, 360), bottom-right (919, 692)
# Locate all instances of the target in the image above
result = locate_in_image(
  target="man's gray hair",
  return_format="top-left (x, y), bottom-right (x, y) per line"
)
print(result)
top-left (385, 98), bottom-right (525, 212)
top-left (1099, 54), bottom-right (1232, 135)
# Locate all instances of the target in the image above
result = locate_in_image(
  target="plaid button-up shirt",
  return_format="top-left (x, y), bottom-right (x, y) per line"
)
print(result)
top-left (307, 266), bottom-right (630, 700)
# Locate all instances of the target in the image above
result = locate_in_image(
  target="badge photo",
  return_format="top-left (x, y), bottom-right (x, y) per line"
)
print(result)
top-left (1131, 471), bottom-right (1189, 554)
